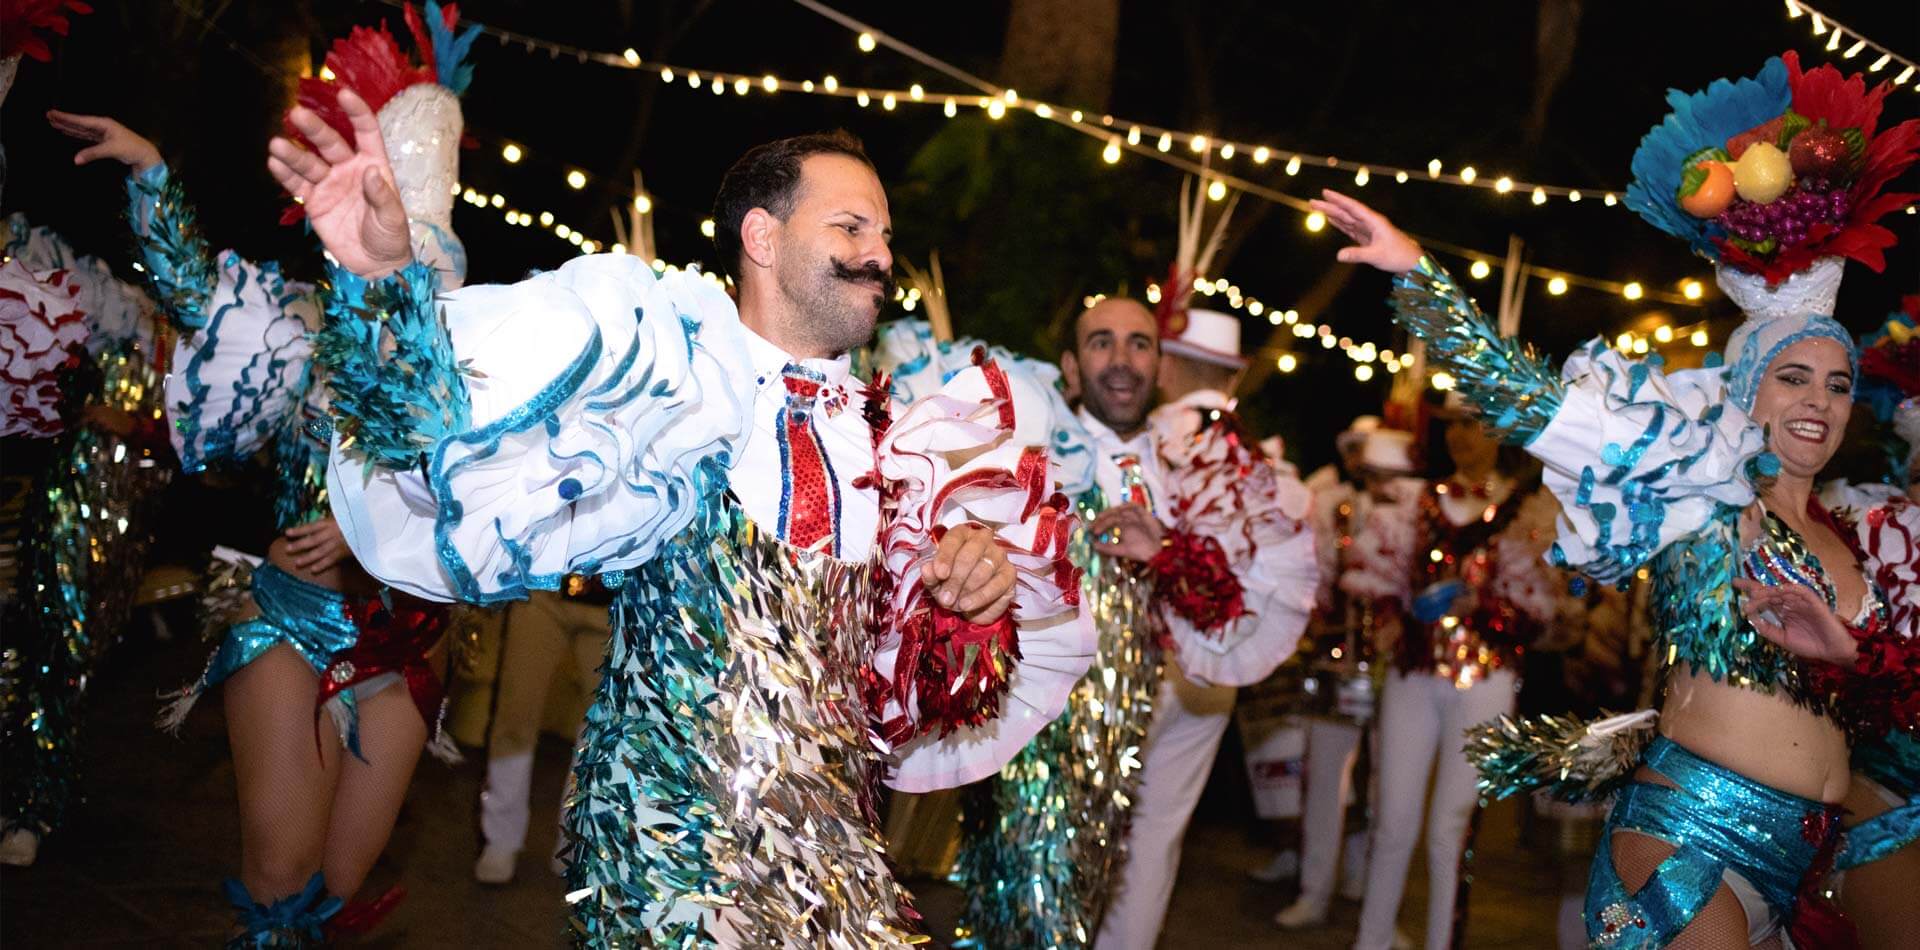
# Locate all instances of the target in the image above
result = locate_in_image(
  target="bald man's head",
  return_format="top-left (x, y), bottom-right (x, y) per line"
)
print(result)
top-left (1061, 297), bottom-right (1159, 436)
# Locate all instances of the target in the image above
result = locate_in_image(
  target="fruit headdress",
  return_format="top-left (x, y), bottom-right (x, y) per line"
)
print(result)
top-left (1626, 52), bottom-right (1920, 288)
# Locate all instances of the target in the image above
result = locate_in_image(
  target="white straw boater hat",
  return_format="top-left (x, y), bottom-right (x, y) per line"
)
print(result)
top-left (1161, 307), bottom-right (1248, 369)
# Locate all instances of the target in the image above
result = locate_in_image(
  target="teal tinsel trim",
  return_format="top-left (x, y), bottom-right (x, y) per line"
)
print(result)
top-left (1388, 256), bottom-right (1564, 444)
top-left (125, 163), bottom-right (218, 331)
top-left (268, 400), bottom-right (329, 531)
top-left (1465, 711), bottom-right (1650, 804)
top-left (316, 261), bottom-right (471, 472)
top-left (952, 487), bottom-right (1163, 948)
top-left (222, 872), bottom-right (343, 947)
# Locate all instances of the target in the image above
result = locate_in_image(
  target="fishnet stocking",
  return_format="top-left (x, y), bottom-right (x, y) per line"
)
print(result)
top-left (1840, 777), bottom-right (1920, 950)
top-left (1607, 768), bottom-right (1759, 950)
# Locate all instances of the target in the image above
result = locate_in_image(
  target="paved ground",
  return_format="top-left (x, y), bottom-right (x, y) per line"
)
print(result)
top-left (2, 621), bottom-right (1571, 948)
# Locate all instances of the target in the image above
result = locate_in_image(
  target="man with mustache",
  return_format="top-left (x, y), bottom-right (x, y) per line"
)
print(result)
top-left (267, 95), bottom-right (1094, 945)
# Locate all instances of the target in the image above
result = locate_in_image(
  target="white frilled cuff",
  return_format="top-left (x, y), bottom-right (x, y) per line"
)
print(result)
top-left (164, 257), bottom-right (318, 471)
top-left (874, 359), bottom-right (1096, 792)
top-left (329, 256), bottom-right (752, 603)
top-left (1529, 341), bottom-right (1766, 584)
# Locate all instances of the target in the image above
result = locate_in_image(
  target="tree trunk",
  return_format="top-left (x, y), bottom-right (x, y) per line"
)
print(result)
top-left (999, 0), bottom-right (1120, 110)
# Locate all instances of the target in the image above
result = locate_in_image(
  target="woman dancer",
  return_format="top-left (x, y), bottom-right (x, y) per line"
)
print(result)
top-left (1318, 51), bottom-right (1919, 947)
top-left (51, 4), bottom-right (478, 941)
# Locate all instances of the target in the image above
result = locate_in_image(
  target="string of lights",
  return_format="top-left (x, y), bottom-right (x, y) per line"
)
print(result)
top-left (1781, 0), bottom-right (1919, 92)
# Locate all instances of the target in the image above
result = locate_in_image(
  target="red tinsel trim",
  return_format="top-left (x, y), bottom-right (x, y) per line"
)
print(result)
top-left (1150, 528), bottom-right (1247, 634)
top-left (0, 0), bottom-right (90, 62)
top-left (1155, 262), bottom-right (1192, 341)
top-left (1861, 338), bottom-right (1920, 398)
top-left (893, 602), bottom-right (1022, 741)
top-left (1788, 806), bottom-right (1859, 950)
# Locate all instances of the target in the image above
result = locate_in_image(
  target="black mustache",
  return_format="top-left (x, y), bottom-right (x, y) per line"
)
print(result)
top-left (831, 258), bottom-right (896, 297)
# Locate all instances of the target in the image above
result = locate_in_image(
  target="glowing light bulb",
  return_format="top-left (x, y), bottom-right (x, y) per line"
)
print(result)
top-left (1494, 176), bottom-right (1514, 194)
top-left (856, 91), bottom-right (871, 107)
top-left (633, 194), bottom-right (653, 214)
top-left (1305, 211), bottom-right (1326, 232)
top-left (1469, 260), bottom-right (1492, 280)
top-left (1190, 134), bottom-right (1208, 153)
top-left (1616, 332), bottom-right (1634, 350)
top-left (1432, 372), bottom-right (1456, 391)
top-left (823, 75), bottom-right (838, 92)
top-left (1207, 180), bottom-right (1227, 202)
top-left (1354, 364), bottom-right (1374, 382)
top-left (857, 32), bottom-right (876, 52)
top-left (1102, 139), bottom-right (1121, 164)
top-left (1157, 133), bottom-right (1172, 152)
top-left (660, 68), bottom-right (674, 82)
top-left (1531, 187), bottom-right (1547, 205)
top-left (1547, 276), bottom-right (1569, 295)
top-left (1395, 170), bottom-right (1409, 183)
top-left (1623, 281), bottom-right (1644, 301)
top-left (1253, 146), bottom-right (1270, 164)
top-left (944, 98), bottom-right (957, 117)
top-left (489, 193), bottom-right (505, 208)
top-left (1285, 155), bottom-right (1301, 176)
top-left (320, 65), bottom-right (336, 81)
top-left (611, 243), bottom-right (626, 255)
top-left (539, 211), bottom-right (555, 227)
top-left (1354, 167), bottom-right (1370, 186)
top-left (1220, 143), bottom-right (1235, 160)
top-left (987, 99), bottom-right (1006, 119)
top-left (882, 93), bottom-right (897, 110)
top-left (1603, 193), bottom-right (1618, 206)
top-left (501, 143), bottom-right (523, 163)
top-left (763, 75), bottom-right (779, 92)
top-left (1459, 166), bottom-right (1477, 184)
top-left (1034, 104), bottom-right (1052, 118)
top-left (910, 84), bottom-right (924, 101)
top-left (1691, 329), bottom-right (1710, 347)
top-left (1277, 354), bottom-right (1298, 373)
top-left (1654, 325), bottom-right (1673, 343)
top-left (1569, 190), bottom-right (1582, 202)
top-left (556, 224), bottom-right (572, 239)
top-left (700, 218), bottom-right (716, 238)
top-left (1427, 158), bottom-right (1442, 178)
top-left (566, 170), bottom-right (587, 190)
top-left (623, 48), bottom-right (640, 66)
top-left (1682, 279), bottom-right (1703, 300)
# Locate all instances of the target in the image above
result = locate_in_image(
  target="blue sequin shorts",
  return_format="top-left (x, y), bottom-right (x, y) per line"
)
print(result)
top-left (1841, 731), bottom-right (1920, 870)
top-left (1585, 736), bottom-right (1841, 947)
top-left (161, 564), bottom-right (360, 732)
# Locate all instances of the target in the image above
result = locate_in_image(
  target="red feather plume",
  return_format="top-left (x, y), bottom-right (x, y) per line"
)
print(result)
top-left (0, 0), bottom-right (92, 62)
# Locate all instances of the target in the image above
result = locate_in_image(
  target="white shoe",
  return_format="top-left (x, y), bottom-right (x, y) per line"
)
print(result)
top-left (473, 843), bottom-right (518, 884)
top-left (0, 828), bottom-right (39, 867)
top-left (1272, 899), bottom-right (1327, 930)
top-left (1247, 849), bottom-right (1299, 883)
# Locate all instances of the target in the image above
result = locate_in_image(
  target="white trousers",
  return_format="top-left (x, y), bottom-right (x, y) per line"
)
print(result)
top-left (1353, 669), bottom-right (1516, 950)
top-left (1297, 716), bottom-right (1366, 911)
top-left (479, 591), bottom-right (609, 852)
top-left (1094, 666), bottom-right (1237, 950)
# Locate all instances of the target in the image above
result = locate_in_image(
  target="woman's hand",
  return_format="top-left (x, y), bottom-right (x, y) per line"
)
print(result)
top-left (1309, 189), bottom-right (1425, 274)
top-left (1088, 503), bottom-right (1166, 564)
top-left (266, 89), bottom-right (414, 279)
top-left (1732, 578), bottom-right (1860, 666)
top-left (47, 111), bottom-right (162, 172)
top-left (283, 517), bottom-right (354, 575)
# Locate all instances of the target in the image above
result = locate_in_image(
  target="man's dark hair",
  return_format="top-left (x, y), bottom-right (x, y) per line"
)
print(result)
top-left (711, 130), bottom-right (875, 281)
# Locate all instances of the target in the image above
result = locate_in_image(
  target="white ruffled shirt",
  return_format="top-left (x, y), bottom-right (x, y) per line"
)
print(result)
top-left (733, 327), bottom-right (881, 559)
top-left (1078, 406), bottom-right (1168, 518)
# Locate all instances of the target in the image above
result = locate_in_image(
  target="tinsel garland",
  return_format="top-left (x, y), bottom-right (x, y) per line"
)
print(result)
top-left (316, 262), bottom-right (471, 472)
top-left (125, 164), bottom-right (218, 332)
top-left (895, 604), bottom-right (1020, 741)
top-left (1387, 256), bottom-right (1565, 445)
top-left (1, 340), bottom-right (172, 837)
top-left (1464, 709), bottom-right (1656, 803)
top-left (1149, 528), bottom-right (1245, 634)
top-left (952, 488), bottom-right (1162, 949)
top-left (563, 461), bottom-right (922, 947)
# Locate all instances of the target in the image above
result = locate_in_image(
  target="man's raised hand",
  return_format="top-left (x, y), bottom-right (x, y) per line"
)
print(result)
top-left (266, 89), bottom-right (413, 279)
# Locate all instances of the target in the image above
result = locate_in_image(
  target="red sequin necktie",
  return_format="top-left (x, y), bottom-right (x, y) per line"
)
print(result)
top-left (779, 365), bottom-right (839, 554)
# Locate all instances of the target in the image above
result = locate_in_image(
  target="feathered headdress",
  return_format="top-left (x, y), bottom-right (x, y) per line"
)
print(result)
top-left (284, 1), bottom-right (479, 286)
top-left (1626, 52), bottom-right (1920, 288)
top-left (1626, 53), bottom-right (1920, 409)
top-left (1155, 168), bottom-right (1240, 341)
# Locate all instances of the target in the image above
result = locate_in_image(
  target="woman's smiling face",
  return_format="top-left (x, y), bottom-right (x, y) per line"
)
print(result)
top-left (1748, 337), bottom-right (1855, 480)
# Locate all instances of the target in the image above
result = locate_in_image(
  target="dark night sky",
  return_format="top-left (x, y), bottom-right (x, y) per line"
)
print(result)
top-left (4, 0), bottom-right (1915, 472)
